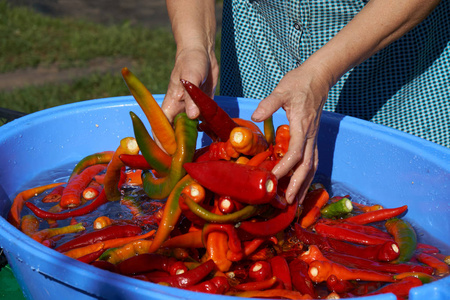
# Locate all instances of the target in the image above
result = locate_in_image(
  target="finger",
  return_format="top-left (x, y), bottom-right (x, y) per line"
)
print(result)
top-left (251, 94), bottom-right (284, 122)
top-left (283, 136), bottom-right (317, 204)
top-left (292, 145), bottom-right (319, 206)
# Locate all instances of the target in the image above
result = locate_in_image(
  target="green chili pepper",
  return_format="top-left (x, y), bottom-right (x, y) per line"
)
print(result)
top-left (264, 116), bottom-right (275, 145)
top-left (182, 195), bottom-right (262, 223)
top-left (69, 151), bottom-right (114, 181)
top-left (147, 174), bottom-right (195, 253)
top-left (129, 111), bottom-right (171, 176)
top-left (320, 197), bottom-right (353, 219)
top-left (142, 113), bottom-right (198, 199)
top-left (385, 218), bottom-right (417, 263)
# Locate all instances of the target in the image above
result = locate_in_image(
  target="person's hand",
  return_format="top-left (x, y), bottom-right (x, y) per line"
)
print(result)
top-left (251, 63), bottom-right (331, 205)
top-left (161, 47), bottom-right (219, 123)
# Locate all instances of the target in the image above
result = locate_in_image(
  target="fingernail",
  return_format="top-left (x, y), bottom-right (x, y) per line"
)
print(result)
top-left (252, 110), bottom-right (263, 121)
top-left (286, 193), bottom-right (294, 205)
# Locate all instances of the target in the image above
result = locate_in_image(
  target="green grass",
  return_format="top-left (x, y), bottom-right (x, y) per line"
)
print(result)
top-left (0, 1), bottom-right (221, 116)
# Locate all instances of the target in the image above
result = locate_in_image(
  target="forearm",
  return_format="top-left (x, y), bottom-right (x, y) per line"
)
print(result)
top-left (166, 0), bottom-right (216, 54)
top-left (307, 0), bottom-right (441, 88)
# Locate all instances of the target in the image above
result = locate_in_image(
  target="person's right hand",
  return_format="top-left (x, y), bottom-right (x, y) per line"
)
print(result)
top-left (161, 46), bottom-right (219, 123)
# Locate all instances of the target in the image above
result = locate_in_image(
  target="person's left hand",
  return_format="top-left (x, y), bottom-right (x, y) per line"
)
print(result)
top-left (251, 63), bottom-right (331, 205)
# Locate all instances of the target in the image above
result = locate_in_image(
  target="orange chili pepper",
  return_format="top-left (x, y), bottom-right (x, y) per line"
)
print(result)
top-left (64, 242), bottom-right (105, 259)
top-left (41, 185), bottom-right (65, 203)
top-left (124, 169), bottom-right (143, 186)
top-left (30, 222), bottom-right (85, 243)
top-left (229, 126), bottom-right (268, 156)
top-left (273, 124), bottom-right (290, 159)
top-left (104, 137), bottom-right (140, 201)
top-left (298, 245), bottom-right (328, 264)
top-left (20, 215), bottom-right (40, 236)
top-left (205, 231), bottom-right (232, 272)
top-left (93, 216), bottom-right (113, 229)
top-left (102, 229), bottom-right (155, 249)
top-left (298, 188), bottom-right (330, 228)
top-left (60, 164), bottom-right (107, 208)
top-left (100, 239), bottom-right (154, 264)
top-left (82, 186), bottom-right (101, 201)
top-left (162, 230), bottom-right (204, 249)
top-left (246, 148), bottom-right (273, 167)
top-left (122, 67), bottom-right (176, 155)
top-left (7, 182), bottom-right (65, 228)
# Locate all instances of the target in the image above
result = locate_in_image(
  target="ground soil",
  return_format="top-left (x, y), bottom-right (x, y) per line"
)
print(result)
top-left (3, 0), bottom-right (223, 91)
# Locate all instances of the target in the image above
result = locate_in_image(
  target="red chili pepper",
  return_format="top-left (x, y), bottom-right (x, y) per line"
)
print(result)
top-left (328, 238), bottom-right (400, 262)
top-left (416, 243), bottom-right (440, 254)
top-left (314, 222), bottom-right (392, 246)
top-left (77, 248), bottom-right (106, 264)
top-left (318, 219), bottom-right (393, 240)
top-left (237, 194), bottom-right (299, 239)
top-left (308, 259), bottom-right (395, 283)
top-left (55, 224), bottom-right (142, 253)
top-left (117, 253), bottom-right (188, 276)
top-left (294, 223), bottom-right (399, 262)
top-left (248, 261), bottom-right (272, 282)
top-left (366, 276), bottom-right (423, 298)
top-left (180, 79), bottom-right (238, 141)
top-left (344, 205), bottom-right (408, 225)
top-left (269, 255), bottom-right (292, 290)
top-left (273, 124), bottom-right (290, 159)
top-left (184, 160), bottom-right (277, 205)
top-left (144, 259), bottom-right (216, 288)
top-left (234, 276), bottom-right (280, 291)
top-left (288, 259), bottom-right (317, 298)
top-left (119, 154), bottom-right (152, 170)
top-left (26, 188), bottom-right (109, 220)
top-left (324, 251), bottom-right (433, 275)
top-left (185, 276), bottom-right (230, 294)
top-left (326, 274), bottom-right (355, 293)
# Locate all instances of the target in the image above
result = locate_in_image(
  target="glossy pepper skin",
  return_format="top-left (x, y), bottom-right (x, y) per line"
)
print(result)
top-left (184, 160), bottom-right (277, 205)
top-left (122, 67), bottom-right (176, 155)
top-left (69, 151), bottom-right (114, 181)
top-left (385, 217), bottom-right (417, 263)
top-left (129, 111), bottom-right (172, 175)
top-left (180, 79), bottom-right (238, 141)
top-left (142, 113), bottom-right (198, 199)
top-left (55, 224), bottom-right (142, 253)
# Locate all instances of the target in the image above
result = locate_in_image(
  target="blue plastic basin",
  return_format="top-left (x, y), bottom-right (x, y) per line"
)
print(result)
top-left (0, 95), bottom-right (449, 300)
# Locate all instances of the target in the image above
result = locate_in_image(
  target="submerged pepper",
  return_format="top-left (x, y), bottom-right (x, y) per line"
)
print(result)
top-left (142, 113), bottom-right (198, 199)
top-left (385, 217), bottom-right (417, 263)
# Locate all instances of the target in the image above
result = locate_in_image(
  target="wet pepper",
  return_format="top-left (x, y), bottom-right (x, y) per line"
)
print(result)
top-left (122, 67), bottom-right (176, 155)
top-left (385, 217), bottom-right (417, 263)
top-left (142, 113), bottom-right (198, 199)
top-left (129, 111), bottom-right (172, 175)
top-left (184, 160), bottom-right (277, 205)
top-left (180, 79), bottom-right (238, 141)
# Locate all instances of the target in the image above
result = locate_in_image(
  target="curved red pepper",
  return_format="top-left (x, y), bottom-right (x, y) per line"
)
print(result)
top-left (117, 253), bottom-right (188, 276)
top-left (269, 255), bottom-right (292, 290)
top-left (184, 160), bottom-right (278, 205)
top-left (314, 222), bottom-right (392, 245)
top-left (366, 276), bottom-right (423, 298)
top-left (288, 259), bottom-right (317, 298)
top-left (237, 195), bottom-right (299, 239)
top-left (185, 276), bottom-right (230, 294)
top-left (344, 205), bottom-right (408, 225)
top-left (55, 224), bottom-right (142, 253)
top-left (144, 259), bottom-right (216, 288)
top-left (180, 79), bottom-right (238, 142)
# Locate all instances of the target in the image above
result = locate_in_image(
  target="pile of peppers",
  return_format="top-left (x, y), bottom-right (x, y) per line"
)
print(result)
top-left (8, 68), bottom-right (449, 299)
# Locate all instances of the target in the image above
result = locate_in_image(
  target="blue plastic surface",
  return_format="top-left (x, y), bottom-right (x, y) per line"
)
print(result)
top-left (0, 95), bottom-right (449, 300)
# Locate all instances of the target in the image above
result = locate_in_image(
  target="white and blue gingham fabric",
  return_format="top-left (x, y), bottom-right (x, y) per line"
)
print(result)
top-left (220, 0), bottom-right (450, 148)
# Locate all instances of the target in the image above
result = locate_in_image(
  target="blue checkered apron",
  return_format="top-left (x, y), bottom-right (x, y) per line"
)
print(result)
top-left (220, 0), bottom-right (450, 148)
